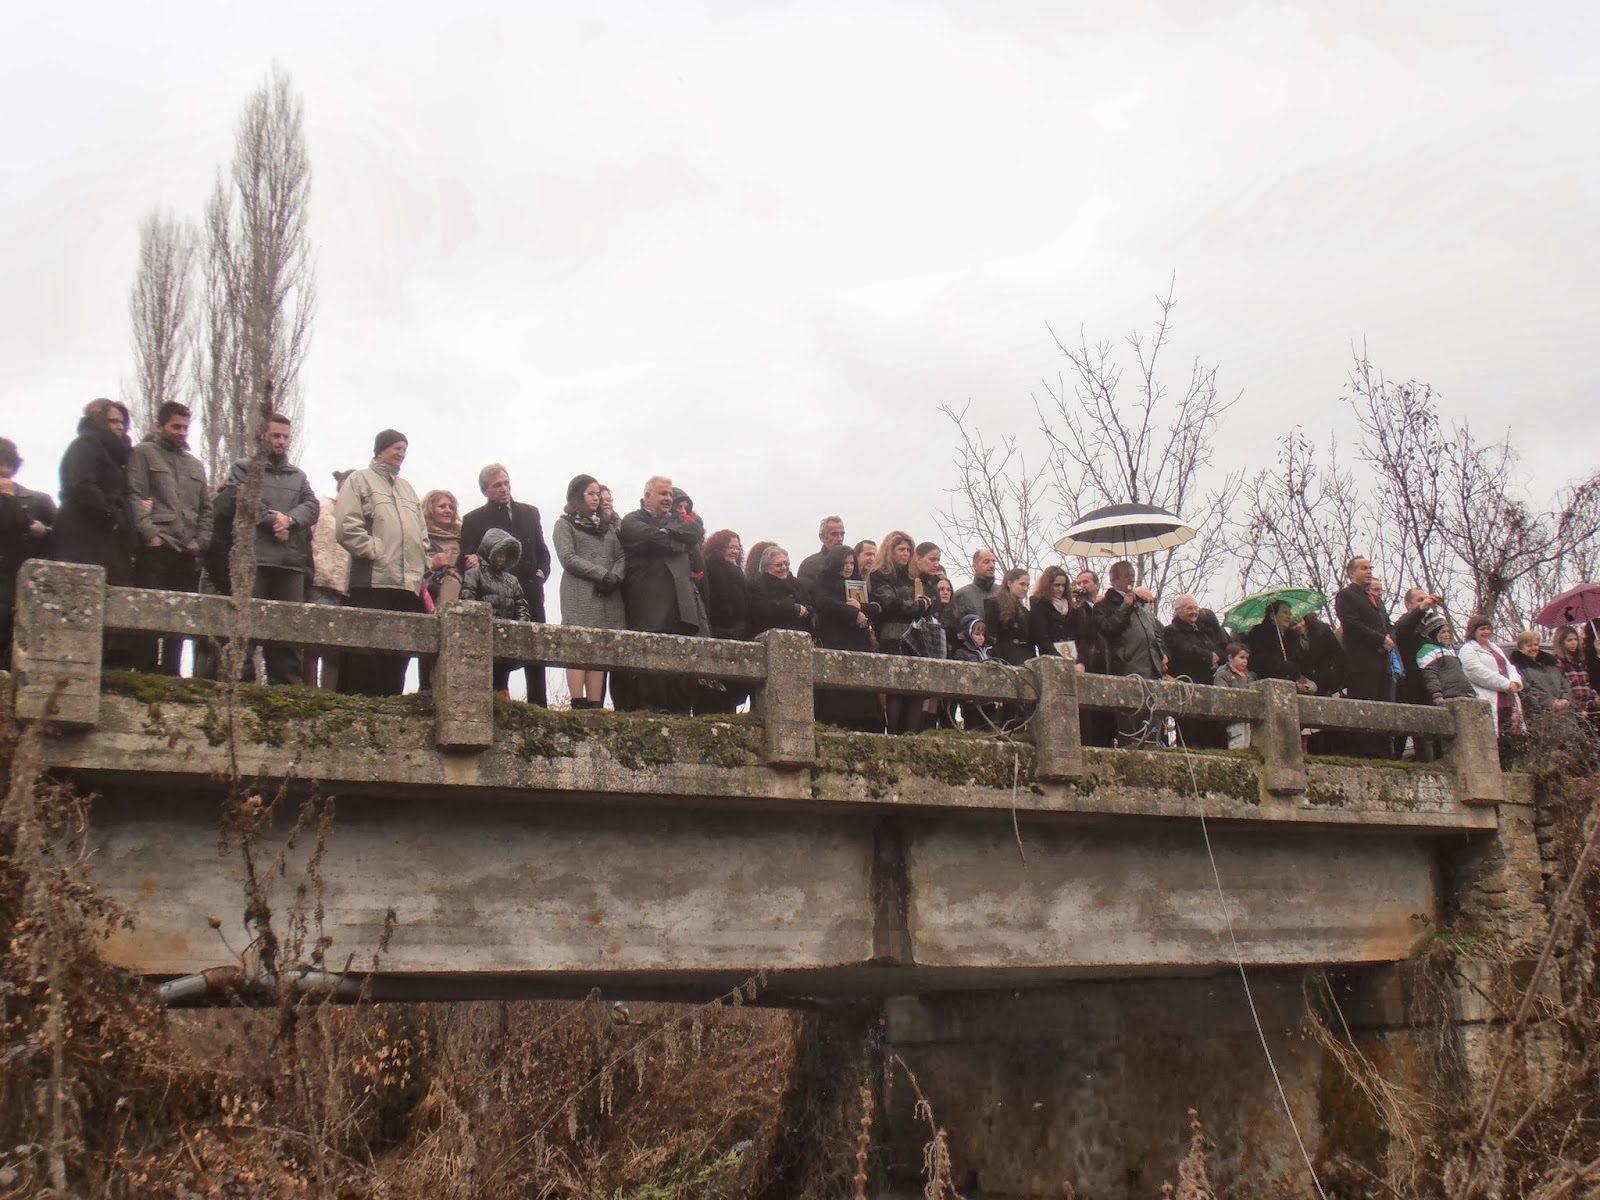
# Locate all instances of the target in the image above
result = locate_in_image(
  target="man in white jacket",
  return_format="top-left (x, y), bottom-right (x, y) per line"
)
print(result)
top-left (335, 429), bottom-right (428, 695)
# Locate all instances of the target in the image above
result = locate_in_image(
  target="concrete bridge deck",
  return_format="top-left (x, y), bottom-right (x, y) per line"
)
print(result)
top-left (8, 560), bottom-right (1515, 1002)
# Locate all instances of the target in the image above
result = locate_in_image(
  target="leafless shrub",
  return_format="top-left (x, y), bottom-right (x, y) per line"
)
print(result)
top-left (1160, 1108), bottom-right (1216, 1199)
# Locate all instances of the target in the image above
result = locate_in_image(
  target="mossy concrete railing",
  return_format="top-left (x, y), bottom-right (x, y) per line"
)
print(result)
top-left (10, 559), bottom-right (1503, 804)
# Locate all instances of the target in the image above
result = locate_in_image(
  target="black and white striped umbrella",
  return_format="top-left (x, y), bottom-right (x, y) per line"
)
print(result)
top-left (1053, 502), bottom-right (1197, 558)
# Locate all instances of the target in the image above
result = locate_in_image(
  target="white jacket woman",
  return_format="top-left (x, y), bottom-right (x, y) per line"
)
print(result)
top-left (1457, 615), bottom-right (1524, 733)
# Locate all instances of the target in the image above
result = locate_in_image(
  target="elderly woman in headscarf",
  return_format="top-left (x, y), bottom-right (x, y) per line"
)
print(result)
top-left (553, 473), bottom-right (626, 709)
top-left (421, 488), bottom-right (464, 606)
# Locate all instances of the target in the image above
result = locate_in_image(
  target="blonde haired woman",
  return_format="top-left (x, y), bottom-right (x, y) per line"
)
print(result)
top-left (420, 488), bottom-right (463, 605)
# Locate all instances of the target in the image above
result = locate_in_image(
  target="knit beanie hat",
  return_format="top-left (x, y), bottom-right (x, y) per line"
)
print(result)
top-left (374, 429), bottom-right (407, 456)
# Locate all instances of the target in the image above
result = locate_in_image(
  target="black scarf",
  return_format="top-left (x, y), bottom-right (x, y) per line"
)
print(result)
top-left (564, 510), bottom-right (606, 538)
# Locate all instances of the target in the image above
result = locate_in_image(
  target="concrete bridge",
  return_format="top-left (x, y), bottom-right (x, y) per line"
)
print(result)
top-left (9, 559), bottom-right (1517, 1004)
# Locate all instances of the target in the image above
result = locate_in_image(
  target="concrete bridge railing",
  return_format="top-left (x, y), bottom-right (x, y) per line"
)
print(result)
top-left (11, 559), bottom-right (1503, 804)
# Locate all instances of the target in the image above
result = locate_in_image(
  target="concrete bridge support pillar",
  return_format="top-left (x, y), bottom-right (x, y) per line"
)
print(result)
top-left (12, 559), bottom-right (104, 728)
top-left (1253, 677), bottom-right (1306, 797)
top-left (755, 628), bottom-right (816, 768)
top-left (1444, 696), bottom-right (1506, 804)
top-left (434, 599), bottom-right (494, 750)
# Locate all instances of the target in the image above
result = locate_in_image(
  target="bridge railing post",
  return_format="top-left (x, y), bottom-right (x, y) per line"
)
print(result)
top-left (12, 559), bottom-right (105, 729)
top-left (1444, 697), bottom-right (1506, 805)
top-left (1030, 654), bottom-right (1083, 783)
top-left (753, 629), bottom-right (816, 768)
top-left (1251, 678), bottom-right (1306, 797)
top-left (432, 599), bottom-right (495, 750)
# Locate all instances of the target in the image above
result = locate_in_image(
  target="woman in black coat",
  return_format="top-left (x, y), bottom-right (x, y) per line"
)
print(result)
top-left (1028, 565), bottom-right (1074, 657)
top-left (699, 528), bottom-right (751, 712)
top-left (868, 530), bottom-right (934, 733)
top-left (747, 544), bottom-right (812, 637)
top-left (703, 528), bottom-right (749, 642)
top-left (812, 544), bottom-right (884, 732)
top-left (984, 569), bottom-right (1034, 666)
top-left (53, 398), bottom-right (135, 587)
top-left (1245, 601), bottom-right (1307, 682)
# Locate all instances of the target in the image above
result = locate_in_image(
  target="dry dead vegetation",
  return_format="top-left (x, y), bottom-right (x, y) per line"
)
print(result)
top-left (0, 697), bottom-right (873, 1199)
top-left (4, 692), bottom-right (1600, 1197)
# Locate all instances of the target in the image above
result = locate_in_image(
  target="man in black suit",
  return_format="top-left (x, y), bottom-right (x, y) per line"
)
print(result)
top-left (459, 463), bottom-right (552, 703)
top-left (1334, 555), bottom-right (1394, 756)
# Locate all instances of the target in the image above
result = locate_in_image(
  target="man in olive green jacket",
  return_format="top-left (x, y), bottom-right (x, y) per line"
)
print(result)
top-left (334, 429), bottom-right (428, 695)
top-left (127, 401), bottom-right (212, 673)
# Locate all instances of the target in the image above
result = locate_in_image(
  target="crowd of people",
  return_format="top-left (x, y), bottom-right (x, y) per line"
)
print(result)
top-left (3, 398), bottom-right (1598, 760)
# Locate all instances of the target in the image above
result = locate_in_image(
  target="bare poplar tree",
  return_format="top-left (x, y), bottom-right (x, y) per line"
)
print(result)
top-left (126, 210), bottom-right (196, 436)
top-left (1036, 282), bottom-right (1243, 598)
top-left (193, 64), bottom-right (316, 477)
top-left (196, 177), bottom-right (243, 483)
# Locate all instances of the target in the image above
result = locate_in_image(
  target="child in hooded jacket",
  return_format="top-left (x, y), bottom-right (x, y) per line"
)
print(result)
top-left (461, 528), bottom-right (531, 623)
top-left (952, 614), bottom-right (1003, 731)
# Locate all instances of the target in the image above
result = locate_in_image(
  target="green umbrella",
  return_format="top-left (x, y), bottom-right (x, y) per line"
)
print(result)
top-left (1222, 588), bottom-right (1326, 633)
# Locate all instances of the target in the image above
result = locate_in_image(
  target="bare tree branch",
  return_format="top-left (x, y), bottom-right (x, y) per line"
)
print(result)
top-left (1345, 344), bottom-right (1600, 625)
top-left (933, 400), bottom-right (1051, 571)
top-left (1236, 428), bottom-right (1371, 616)
top-left (1036, 280), bottom-right (1242, 599)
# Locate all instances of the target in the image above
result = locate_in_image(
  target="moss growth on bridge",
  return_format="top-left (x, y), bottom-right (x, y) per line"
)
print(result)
top-left (1079, 745), bottom-right (1263, 802)
top-left (814, 729), bottom-right (1031, 798)
top-left (491, 699), bottom-right (765, 770)
top-left (103, 670), bottom-right (432, 750)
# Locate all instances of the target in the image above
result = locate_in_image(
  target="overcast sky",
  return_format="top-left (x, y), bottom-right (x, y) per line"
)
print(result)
top-left (4, 0), bottom-right (1596, 611)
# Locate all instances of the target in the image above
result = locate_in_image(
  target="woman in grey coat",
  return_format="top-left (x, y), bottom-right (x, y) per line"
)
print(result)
top-left (553, 474), bottom-right (625, 708)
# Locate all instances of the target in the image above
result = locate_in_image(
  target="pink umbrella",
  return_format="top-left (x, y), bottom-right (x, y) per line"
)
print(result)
top-left (1536, 582), bottom-right (1600, 628)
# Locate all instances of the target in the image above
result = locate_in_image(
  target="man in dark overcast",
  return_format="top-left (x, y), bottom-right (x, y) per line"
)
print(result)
top-left (954, 547), bottom-right (999, 622)
top-left (795, 514), bottom-right (845, 596)
top-left (460, 463), bottom-right (552, 704)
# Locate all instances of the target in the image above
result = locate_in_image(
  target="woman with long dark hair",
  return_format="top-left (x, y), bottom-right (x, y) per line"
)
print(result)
top-left (868, 530), bottom-right (934, 733)
top-left (984, 568), bottom-right (1034, 666)
top-left (1553, 624), bottom-right (1598, 727)
top-left (1028, 565), bottom-right (1073, 657)
top-left (553, 473), bottom-right (626, 708)
top-left (812, 543), bottom-right (883, 731)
